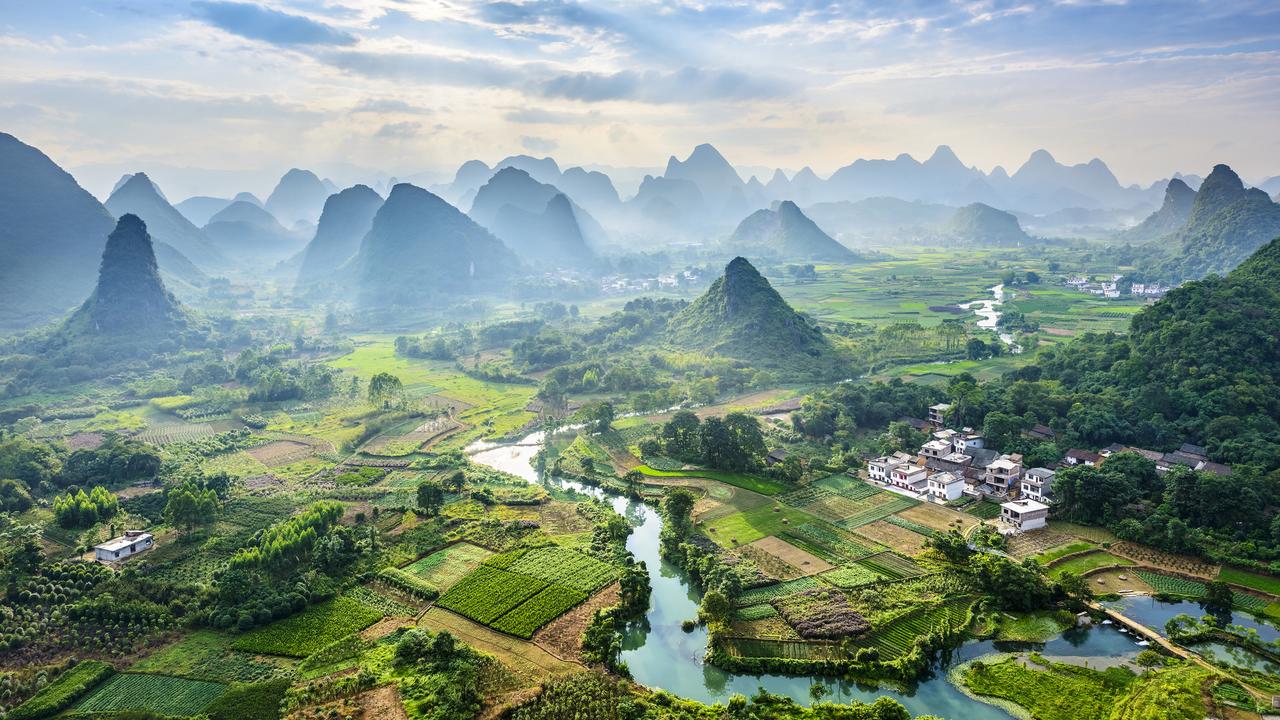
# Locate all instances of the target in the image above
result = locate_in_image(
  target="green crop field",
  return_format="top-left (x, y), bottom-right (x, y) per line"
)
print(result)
top-left (1034, 541), bottom-right (1099, 565)
top-left (781, 522), bottom-right (881, 563)
top-left (837, 495), bottom-right (920, 530)
top-left (498, 546), bottom-right (617, 594)
top-left (438, 565), bottom-right (550, 624)
top-left (821, 564), bottom-right (887, 589)
top-left (490, 584), bottom-right (587, 639)
top-left (231, 597), bottom-right (382, 657)
top-left (75, 674), bottom-right (227, 716)
top-left (1135, 570), bottom-right (1270, 612)
top-left (863, 599), bottom-right (973, 658)
top-left (131, 630), bottom-right (290, 683)
top-left (964, 500), bottom-right (1003, 519)
top-left (857, 552), bottom-right (927, 580)
top-left (735, 603), bottom-right (780, 620)
top-left (1219, 567), bottom-right (1280, 597)
top-left (405, 542), bottom-right (494, 590)
top-left (736, 576), bottom-right (825, 607)
top-left (814, 474), bottom-right (883, 500)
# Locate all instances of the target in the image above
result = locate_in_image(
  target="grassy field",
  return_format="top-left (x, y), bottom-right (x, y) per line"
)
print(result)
top-left (1047, 550), bottom-right (1134, 578)
top-left (1219, 567), bottom-right (1280, 597)
top-left (231, 597), bottom-right (383, 657)
top-left (701, 504), bottom-right (817, 547)
top-left (961, 656), bottom-right (1134, 720)
top-left (130, 630), bottom-right (293, 683)
top-left (634, 464), bottom-right (789, 496)
top-left (404, 542), bottom-right (494, 591)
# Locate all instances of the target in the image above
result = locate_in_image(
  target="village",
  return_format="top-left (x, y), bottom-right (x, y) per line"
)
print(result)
top-left (862, 402), bottom-right (1232, 535)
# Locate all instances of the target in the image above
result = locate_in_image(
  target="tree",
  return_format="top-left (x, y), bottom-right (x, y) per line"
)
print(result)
top-left (367, 372), bottom-right (404, 409)
top-left (577, 401), bottom-right (615, 434)
top-left (163, 485), bottom-right (218, 532)
top-left (416, 479), bottom-right (444, 517)
top-left (699, 589), bottom-right (731, 628)
top-left (661, 411), bottom-right (701, 461)
top-left (1057, 571), bottom-right (1093, 604)
top-left (1202, 580), bottom-right (1234, 614)
top-left (926, 529), bottom-right (972, 564)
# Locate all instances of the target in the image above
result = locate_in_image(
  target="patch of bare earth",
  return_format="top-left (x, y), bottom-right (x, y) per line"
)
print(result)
top-left (360, 616), bottom-right (416, 641)
top-left (67, 432), bottom-right (104, 450)
top-left (247, 440), bottom-right (314, 467)
top-left (533, 583), bottom-right (620, 663)
top-left (356, 685), bottom-right (408, 720)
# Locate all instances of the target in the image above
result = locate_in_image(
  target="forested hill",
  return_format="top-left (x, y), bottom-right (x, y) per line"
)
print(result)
top-left (1152, 164), bottom-right (1280, 281)
top-left (666, 256), bottom-right (835, 375)
top-left (1034, 234), bottom-right (1280, 468)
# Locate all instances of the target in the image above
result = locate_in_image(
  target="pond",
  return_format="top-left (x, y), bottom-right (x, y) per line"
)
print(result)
top-left (468, 432), bottom-right (1147, 716)
top-left (1105, 595), bottom-right (1280, 643)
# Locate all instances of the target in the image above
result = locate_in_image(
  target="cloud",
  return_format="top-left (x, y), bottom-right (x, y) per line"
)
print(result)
top-left (815, 110), bottom-right (846, 124)
top-left (479, 0), bottom-right (613, 31)
top-left (375, 121), bottom-right (422, 139)
top-left (540, 67), bottom-right (791, 103)
top-left (322, 49), bottom-right (526, 87)
top-left (520, 135), bottom-right (559, 152)
top-left (193, 1), bottom-right (355, 46)
top-left (503, 107), bottom-right (596, 123)
top-left (351, 98), bottom-right (432, 115)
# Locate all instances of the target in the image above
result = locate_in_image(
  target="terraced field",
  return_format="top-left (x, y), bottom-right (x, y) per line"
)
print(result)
top-left (404, 542), bottom-right (494, 591)
top-left (75, 674), bottom-right (226, 716)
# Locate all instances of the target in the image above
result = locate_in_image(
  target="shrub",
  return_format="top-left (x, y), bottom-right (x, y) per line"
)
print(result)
top-left (8, 660), bottom-right (114, 720)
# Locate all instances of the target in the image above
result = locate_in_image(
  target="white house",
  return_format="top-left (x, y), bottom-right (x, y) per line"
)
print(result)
top-left (1001, 499), bottom-right (1049, 531)
top-left (928, 403), bottom-right (951, 426)
top-left (951, 431), bottom-right (985, 454)
top-left (1021, 467), bottom-right (1056, 502)
top-left (888, 464), bottom-right (929, 493)
top-left (981, 454), bottom-right (1023, 494)
top-left (94, 530), bottom-right (154, 563)
top-left (920, 438), bottom-right (953, 460)
top-left (867, 451), bottom-right (912, 482)
top-left (928, 471), bottom-right (965, 502)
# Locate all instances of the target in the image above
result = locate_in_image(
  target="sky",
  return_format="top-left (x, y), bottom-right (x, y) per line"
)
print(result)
top-left (2, 0), bottom-right (1279, 198)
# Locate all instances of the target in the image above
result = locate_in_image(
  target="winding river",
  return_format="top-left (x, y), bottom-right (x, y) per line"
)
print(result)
top-left (467, 434), bottom-right (1145, 716)
top-left (960, 284), bottom-right (1020, 352)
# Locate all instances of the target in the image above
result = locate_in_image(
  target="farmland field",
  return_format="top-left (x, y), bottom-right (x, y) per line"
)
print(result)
top-left (837, 495), bottom-right (920, 530)
top-left (438, 566), bottom-right (549, 624)
top-left (1218, 567), bottom-right (1280, 597)
top-left (231, 597), bottom-right (383, 657)
top-left (131, 630), bottom-right (292, 683)
top-left (702, 504), bottom-right (818, 547)
top-left (490, 584), bottom-right (587, 639)
top-left (634, 464), bottom-right (788, 496)
top-left (404, 542), bottom-right (494, 590)
top-left (75, 674), bottom-right (227, 716)
top-left (1046, 550), bottom-right (1133, 578)
top-left (499, 547), bottom-right (617, 593)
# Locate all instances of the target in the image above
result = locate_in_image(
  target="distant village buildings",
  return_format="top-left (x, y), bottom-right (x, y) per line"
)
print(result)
top-left (1064, 274), bottom-right (1168, 299)
top-left (860, 407), bottom-right (1230, 534)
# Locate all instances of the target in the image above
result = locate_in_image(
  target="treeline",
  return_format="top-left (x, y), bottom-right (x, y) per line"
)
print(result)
top-left (791, 379), bottom-right (944, 443)
top-left (645, 411), bottom-right (766, 473)
top-left (52, 486), bottom-right (118, 528)
top-left (0, 433), bottom-right (161, 509)
top-left (229, 501), bottom-right (344, 571)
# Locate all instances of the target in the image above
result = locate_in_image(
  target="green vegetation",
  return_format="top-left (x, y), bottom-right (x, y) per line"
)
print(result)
top-left (203, 678), bottom-right (292, 720)
top-left (74, 673), bottom-right (226, 716)
top-left (1046, 550), bottom-right (1134, 578)
top-left (1219, 566), bottom-right (1280, 596)
top-left (8, 660), bottom-right (113, 720)
top-left (962, 656), bottom-right (1135, 720)
top-left (231, 597), bottom-right (382, 657)
top-left (405, 542), bottom-right (493, 590)
top-left (635, 464), bottom-right (788, 495)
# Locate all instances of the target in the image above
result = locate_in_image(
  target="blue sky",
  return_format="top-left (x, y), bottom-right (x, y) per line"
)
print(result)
top-left (2, 0), bottom-right (1278, 196)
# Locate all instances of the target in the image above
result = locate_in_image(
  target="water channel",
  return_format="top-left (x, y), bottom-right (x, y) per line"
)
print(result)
top-left (467, 433), bottom-right (1148, 717)
top-left (959, 284), bottom-right (1020, 352)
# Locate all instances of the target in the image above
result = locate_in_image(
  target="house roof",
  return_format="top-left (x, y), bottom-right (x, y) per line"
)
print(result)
top-left (987, 457), bottom-right (1020, 471)
top-left (929, 471), bottom-right (962, 484)
top-left (1066, 448), bottom-right (1101, 463)
top-left (1163, 451), bottom-right (1204, 468)
top-left (1024, 424), bottom-right (1056, 439)
top-left (1024, 467), bottom-right (1056, 481)
top-left (1198, 461), bottom-right (1232, 476)
top-left (94, 533), bottom-right (152, 553)
top-left (968, 448), bottom-right (999, 467)
top-left (1102, 442), bottom-right (1127, 454)
top-left (1179, 443), bottom-right (1208, 458)
top-left (1128, 448), bottom-right (1164, 462)
top-left (930, 403), bottom-right (952, 411)
top-left (1002, 499), bottom-right (1049, 513)
top-left (767, 449), bottom-right (789, 460)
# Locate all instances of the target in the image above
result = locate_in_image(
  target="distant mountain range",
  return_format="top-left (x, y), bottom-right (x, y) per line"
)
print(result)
top-left (725, 201), bottom-right (860, 262)
top-left (943, 203), bottom-right (1032, 246)
top-left (296, 184), bottom-right (383, 287)
top-left (265, 169), bottom-right (334, 228)
top-left (469, 168), bottom-right (604, 270)
top-left (345, 183), bottom-right (520, 308)
top-left (106, 172), bottom-right (231, 271)
top-left (1151, 165), bottom-right (1280, 281)
top-left (59, 214), bottom-right (189, 343)
top-left (203, 200), bottom-right (307, 265)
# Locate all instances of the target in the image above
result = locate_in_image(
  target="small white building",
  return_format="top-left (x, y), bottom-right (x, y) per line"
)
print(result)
top-left (867, 451), bottom-right (912, 482)
top-left (920, 438), bottom-right (953, 460)
top-left (1001, 499), bottom-right (1049, 531)
top-left (94, 530), bottom-right (154, 563)
top-left (1021, 467), bottom-right (1056, 502)
top-left (889, 464), bottom-right (929, 493)
top-left (928, 403), bottom-right (951, 426)
top-left (928, 471), bottom-right (965, 502)
top-left (951, 431), bottom-right (985, 454)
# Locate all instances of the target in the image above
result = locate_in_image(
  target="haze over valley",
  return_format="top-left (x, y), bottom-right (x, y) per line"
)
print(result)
top-left (2, 3), bottom-right (1280, 720)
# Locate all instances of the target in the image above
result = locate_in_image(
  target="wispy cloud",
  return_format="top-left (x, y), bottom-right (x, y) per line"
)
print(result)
top-left (193, 1), bottom-right (355, 46)
top-left (540, 67), bottom-right (791, 103)
top-left (375, 120), bottom-right (421, 138)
